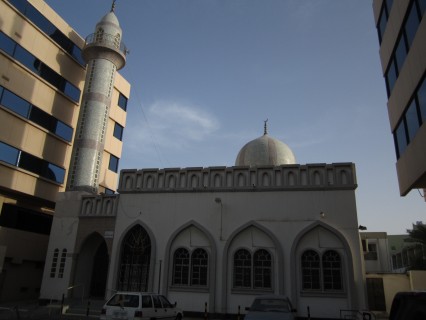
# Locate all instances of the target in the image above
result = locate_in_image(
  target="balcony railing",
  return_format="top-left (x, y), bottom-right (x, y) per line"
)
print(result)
top-left (84, 33), bottom-right (128, 57)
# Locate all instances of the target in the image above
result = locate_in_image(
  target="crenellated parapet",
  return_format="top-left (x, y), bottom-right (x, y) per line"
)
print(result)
top-left (79, 194), bottom-right (118, 217)
top-left (117, 163), bottom-right (357, 193)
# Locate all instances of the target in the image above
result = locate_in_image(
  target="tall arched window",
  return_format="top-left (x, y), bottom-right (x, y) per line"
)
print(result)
top-left (233, 249), bottom-right (251, 288)
top-left (253, 249), bottom-right (272, 289)
top-left (233, 248), bottom-right (272, 290)
top-left (172, 248), bottom-right (190, 285)
top-left (191, 249), bottom-right (208, 286)
top-left (301, 249), bottom-right (343, 292)
top-left (301, 250), bottom-right (321, 290)
top-left (322, 250), bottom-right (342, 291)
top-left (118, 225), bottom-right (151, 291)
top-left (172, 248), bottom-right (208, 287)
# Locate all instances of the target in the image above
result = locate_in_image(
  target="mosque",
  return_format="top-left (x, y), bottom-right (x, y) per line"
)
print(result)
top-left (39, 4), bottom-right (366, 320)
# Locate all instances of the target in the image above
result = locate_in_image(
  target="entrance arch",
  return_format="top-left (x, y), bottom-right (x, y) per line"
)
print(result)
top-left (117, 224), bottom-right (151, 291)
top-left (74, 233), bottom-right (109, 298)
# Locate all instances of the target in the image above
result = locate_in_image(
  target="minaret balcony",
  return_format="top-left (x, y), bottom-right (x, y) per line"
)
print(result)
top-left (82, 33), bottom-right (127, 69)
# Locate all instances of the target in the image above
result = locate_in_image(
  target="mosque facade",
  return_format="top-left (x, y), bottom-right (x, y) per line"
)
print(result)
top-left (40, 127), bottom-right (366, 319)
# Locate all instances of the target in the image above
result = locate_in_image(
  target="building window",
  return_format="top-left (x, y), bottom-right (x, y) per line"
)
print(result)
top-left (7, 0), bottom-right (85, 65)
top-left (0, 31), bottom-right (81, 103)
top-left (0, 141), bottom-right (65, 183)
top-left (301, 249), bottom-right (343, 292)
top-left (393, 76), bottom-right (426, 159)
top-left (118, 93), bottom-right (128, 111)
top-left (50, 249), bottom-right (59, 278)
top-left (191, 248), bottom-right (208, 286)
top-left (377, 0), bottom-right (394, 43)
top-left (0, 85), bottom-right (73, 142)
top-left (233, 248), bottom-right (272, 290)
top-left (113, 122), bottom-right (124, 141)
top-left (172, 248), bottom-right (208, 287)
top-left (301, 250), bottom-right (321, 290)
top-left (104, 188), bottom-right (115, 195)
top-left (58, 249), bottom-right (67, 278)
top-left (172, 248), bottom-right (190, 286)
top-left (108, 154), bottom-right (119, 173)
top-left (322, 250), bottom-right (342, 290)
top-left (253, 249), bottom-right (272, 289)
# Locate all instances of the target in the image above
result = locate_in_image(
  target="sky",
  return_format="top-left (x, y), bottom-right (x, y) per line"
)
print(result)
top-left (44, 0), bottom-right (425, 234)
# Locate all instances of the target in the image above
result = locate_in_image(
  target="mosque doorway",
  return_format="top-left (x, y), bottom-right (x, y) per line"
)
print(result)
top-left (117, 225), bottom-right (151, 291)
top-left (73, 233), bottom-right (109, 299)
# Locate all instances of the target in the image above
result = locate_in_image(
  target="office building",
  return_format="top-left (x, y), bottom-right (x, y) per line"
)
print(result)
top-left (372, 0), bottom-right (426, 195)
top-left (0, 0), bottom-right (130, 300)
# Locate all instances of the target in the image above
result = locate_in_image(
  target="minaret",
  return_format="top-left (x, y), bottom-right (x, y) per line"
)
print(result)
top-left (67, 2), bottom-right (127, 193)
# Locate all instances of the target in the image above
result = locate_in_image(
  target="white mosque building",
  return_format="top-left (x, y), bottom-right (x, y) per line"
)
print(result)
top-left (39, 5), bottom-right (366, 320)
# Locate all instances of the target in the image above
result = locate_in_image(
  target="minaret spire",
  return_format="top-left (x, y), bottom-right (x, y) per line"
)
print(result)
top-left (264, 118), bottom-right (268, 135)
top-left (111, 0), bottom-right (116, 12)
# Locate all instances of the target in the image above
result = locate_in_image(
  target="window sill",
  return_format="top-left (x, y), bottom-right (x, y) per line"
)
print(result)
top-left (300, 290), bottom-right (347, 298)
top-left (169, 286), bottom-right (209, 293)
top-left (231, 288), bottom-right (273, 295)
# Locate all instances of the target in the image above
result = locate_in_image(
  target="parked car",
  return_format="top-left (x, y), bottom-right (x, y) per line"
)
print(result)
top-left (100, 292), bottom-right (183, 320)
top-left (245, 295), bottom-right (296, 320)
top-left (389, 291), bottom-right (426, 320)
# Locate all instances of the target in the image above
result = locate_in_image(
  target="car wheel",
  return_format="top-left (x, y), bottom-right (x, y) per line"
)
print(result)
top-left (175, 313), bottom-right (182, 320)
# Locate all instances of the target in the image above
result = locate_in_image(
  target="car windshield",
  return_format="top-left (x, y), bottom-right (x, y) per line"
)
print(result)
top-left (251, 298), bottom-right (291, 312)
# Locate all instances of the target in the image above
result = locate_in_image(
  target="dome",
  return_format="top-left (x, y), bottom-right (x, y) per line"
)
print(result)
top-left (235, 124), bottom-right (296, 167)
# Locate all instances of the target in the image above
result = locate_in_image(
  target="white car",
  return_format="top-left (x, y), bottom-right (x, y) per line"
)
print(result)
top-left (100, 292), bottom-right (183, 320)
top-left (245, 295), bottom-right (296, 320)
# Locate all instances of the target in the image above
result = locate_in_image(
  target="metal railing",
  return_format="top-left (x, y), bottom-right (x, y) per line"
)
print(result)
top-left (84, 33), bottom-right (128, 56)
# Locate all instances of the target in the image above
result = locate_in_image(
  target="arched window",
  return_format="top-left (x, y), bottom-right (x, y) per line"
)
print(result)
top-left (172, 248), bottom-right (208, 287)
top-left (301, 249), bottom-right (343, 292)
top-left (118, 225), bottom-right (151, 291)
top-left (233, 248), bottom-right (273, 290)
top-left (58, 249), bottom-right (67, 278)
top-left (50, 248), bottom-right (59, 278)
top-left (172, 248), bottom-right (190, 285)
top-left (301, 250), bottom-right (321, 290)
top-left (233, 249), bottom-right (251, 288)
top-left (322, 250), bottom-right (342, 291)
top-left (191, 249), bottom-right (208, 286)
top-left (253, 249), bottom-right (272, 289)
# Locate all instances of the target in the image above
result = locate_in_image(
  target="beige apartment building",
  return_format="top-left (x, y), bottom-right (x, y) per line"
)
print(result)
top-left (372, 0), bottom-right (426, 196)
top-left (0, 0), bottom-right (130, 300)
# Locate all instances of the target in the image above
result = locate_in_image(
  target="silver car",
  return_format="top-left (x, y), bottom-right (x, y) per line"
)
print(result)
top-left (245, 295), bottom-right (296, 320)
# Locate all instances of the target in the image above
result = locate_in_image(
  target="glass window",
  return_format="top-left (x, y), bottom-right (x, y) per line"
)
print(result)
top-left (386, 60), bottom-right (398, 96)
top-left (253, 249), bottom-right (272, 289)
top-left (395, 36), bottom-right (407, 72)
top-left (64, 82), bottom-right (81, 103)
top-left (58, 249), bottom-right (67, 278)
top-left (14, 46), bottom-right (38, 74)
top-left (104, 188), bottom-right (115, 195)
top-left (233, 249), bottom-right (251, 288)
top-left (7, 0), bottom-right (27, 13)
top-left (26, 5), bottom-right (56, 36)
top-left (405, 2), bottom-right (421, 48)
top-left (108, 154), bottom-right (119, 173)
top-left (395, 121), bottom-right (408, 158)
top-left (113, 123), bottom-right (124, 141)
top-left (377, 7), bottom-right (388, 43)
top-left (50, 248), bottom-right (59, 278)
top-left (405, 100), bottom-right (420, 143)
top-left (0, 142), bottom-right (20, 166)
top-left (191, 248), bottom-right (208, 286)
top-left (418, 78), bottom-right (426, 123)
top-left (142, 295), bottom-right (152, 308)
top-left (322, 251), bottom-right (342, 291)
top-left (1, 89), bottom-right (31, 117)
top-left (0, 31), bottom-right (16, 56)
top-left (118, 93), bottom-right (128, 111)
top-left (0, 87), bottom-right (3, 100)
top-left (301, 250), bottom-right (321, 290)
top-left (152, 295), bottom-right (162, 309)
top-left (419, 0), bottom-right (426, 15)
top-left (55, 121), bottom-right (73, 142)
top-left (172, 248), bottom-right (189, 285)
top-left (29, 107), bottom-right (55, 132)
top-left (47, 163), bottom-right (65, 184)
top-left (159, 296), bottom-right (173, 308)
top-left (386, 0), bottom-right (394, 12)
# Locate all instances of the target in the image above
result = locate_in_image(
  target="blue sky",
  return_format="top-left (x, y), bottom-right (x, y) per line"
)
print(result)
top-left (45, 0), bottom-right (425, 234)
